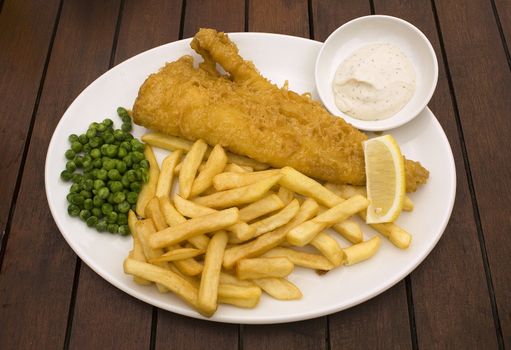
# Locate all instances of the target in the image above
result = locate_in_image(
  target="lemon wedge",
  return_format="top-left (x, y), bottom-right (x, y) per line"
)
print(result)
top-left (363, 135), bottom-right (405, 224)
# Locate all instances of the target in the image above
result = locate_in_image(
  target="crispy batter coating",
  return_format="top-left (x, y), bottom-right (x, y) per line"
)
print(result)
top-left (133, 28), bottom-right (428, 192)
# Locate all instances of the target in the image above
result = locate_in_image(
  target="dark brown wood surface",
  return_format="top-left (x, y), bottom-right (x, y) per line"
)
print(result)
top-left (0, 0), bottom-right (508, 349)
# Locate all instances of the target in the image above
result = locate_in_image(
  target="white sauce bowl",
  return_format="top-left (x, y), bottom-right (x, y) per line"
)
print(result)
top-left (315, 15), bottom-right (438, 131)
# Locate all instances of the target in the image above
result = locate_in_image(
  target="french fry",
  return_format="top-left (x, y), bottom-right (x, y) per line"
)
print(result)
top-left (149, 208), bottom-right (239, 248)
top-left (124, 258), bottom-right (199, 309)
top-left (325, 183), bottom-right (414, 211)
top-left (135, 219), bottom-right (169, 292)
top-left (155, 150), bottom-right (182, 199)
top-left (213, 169), bottom-right (281, 191)
top-left (249, 199), bottom-right (300, 238)
top-left (279, 167), bottom-right (342, 207)
top-left (262, 247), bottom-right (334, 271)
top-left (309, 232), bottom-right (344, 266)
top-left (224, 163), bottom-right (251, 173)
top-left (136, 145), bottom-right (160, 217)
top-left (343, 236), bottom-right (381, 265)
top-left (190, 144), bottom-right (228, 197)
top-left (217, 284), bottom-right (261, 308)
top-left (179, 139), bottom-right (208, 199)
top-left (145, 197), bottom-right (168, 231)
top-left (167, 263), bottom-right (200, 288)
top-left (277, 186), bottom-right (294, 205)
top-left (219, 272), bottom-right (257, 287)
top-left (223, 198), bottom-right (319, 269)
top-left (149, 248), bottom-right (205, 263)
top-left (332, 219), bottom-right (364, 244)
top-left (198, 231), bottom-right (229, 316)
top-left (142, 132), bottom-right (268, 170)
top-left (238, 194), bottom-right (285, 222)
top-left (253, 278), bottom-right (302, 300)
top-left (193, 174), bottom-right (282, 209)
top-left (358, 211), bottom-right (412, 249)
top-left (236, 257), bottom-right (294, 280)
top-left (128, 210), bottom-right (151, 285)
top-left (173, 194), bottom-right (255, 242)
top-left (158, 196), bottom-right (210, 250)
top-left (287, 195), bottom-right (369, 246)
top-left (173, 162), bottom-right (182, 175)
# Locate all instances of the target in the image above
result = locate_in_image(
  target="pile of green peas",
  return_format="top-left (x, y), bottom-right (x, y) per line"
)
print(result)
top-left (60, 107), bottom-right (148, 235)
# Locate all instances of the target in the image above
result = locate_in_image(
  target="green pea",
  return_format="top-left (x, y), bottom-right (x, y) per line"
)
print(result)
top-left (132, 163), bottom-right (140, 170)
top-left (96, 169), bottom-right (107, 180)
top-left (109, 181), bottom-right (123, 193)
top-left (90, 148), bottom-right (101, 159)
top-left (121, 174), bottom-right (130, 188)
top-left (123, 155), bottom-right (133, 167)
top-left (68, 204), bottom-right (81, 217)
top-left (102, 203), bottom-right (114, 215)
top-left (103, 159), bottom-right (116, 171)
top-left (91, 207), bottom-right (102, 218)
top-left (69, 134), bottom-right (79, 143)
top-left (112, 191), bottom-right (125, 204)
top-left (100, 144), bottom-right (109, 156)
top-left (83, 179), bottom-right (94, 191)
top-left (74, 156), bottom-right (83, 168)
top-left (103, 118), bottom-right (113, 127)
top-left (107, 169), bottom-right (120, 180)
top-left (71, 194), bottom-right (84, 206)
top-left (113, 129), bottom-right (125, 141)
top-left (93, 179), bottom-right (105, 190)
top-left (98, 187), bottom-right (110, 199)
top-left (89, 122), bottom-right (99, 130)
top-left (117, 201), bottom-right (130, 213)
top-left (107, 193), bottom-right (115, 204)
top-left (69, 184), bottom-right (80, 194)
top-left (86, 128), bottom-right (96, 139)
top-left (132, 142), bottom-right (144, 153)
top-left (71, 173), bottom-right (82, 183)
top-left (79, 209), bottom-right (91, 221)
top-left (66, 161), bottom-right (77, 172)
top-left (86, 216), bottom-right (98, 228)
top-left (83, 144), bottom-right (91, 153)
top-left (78, 134), bottom-right (88, 145)
top-left (126, 192), bottom-right (138, 204)
top-left (103, 132), bottom-right (115, 144)
top-left (105, 145), bottom-right (118, 158)
top-left (118, 225), bottom-right (130, 235)
top-left (117, 147), bottom-right (128, 159)
top-left (124, 133), bottom-right (134, 140)
top-left (60, 170), bottom-right (72, 181)
top-left (125, 169), bottom-right (138, 182)
top-left (84, 198), bottom-right (93, 210)
top-left (92, 158), bottom-right (102, 168)
top-left (139, 168), bottom-right (149, 183)
top-left (65, 149), bottom-right (75, 160)
top-left (117, 107), bottom-right (129, 118)
top-left (80, 190), bottom-right (92, 199)
top-left (117, 213), bottom-right (128, 225)
top-left (90, 136), bottom-right (103, 148)
top-left (106, 211), bottom-right (118, 224)
top-left (116, 161), bottom-right (127, 174)
top-left (130, 182), bottom-right (141, 193)
top-left (93, 195), bottom-right (104, 207)
top-left (139, 159), bottom-right (149, 169)
top-left (120, 141), bottom-right (131, 151)
top-left (96, 220), bottom-right (107, 232)
top-left (121, 123), bottom-right (132, 132)
top-left (97, 123), bottom-right (107, 132)
top-left (107, 223), bottom-right (119, 234)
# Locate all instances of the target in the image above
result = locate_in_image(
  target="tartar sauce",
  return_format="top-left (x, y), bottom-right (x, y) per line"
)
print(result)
top-left (332, 43), bottom-right (416, 121)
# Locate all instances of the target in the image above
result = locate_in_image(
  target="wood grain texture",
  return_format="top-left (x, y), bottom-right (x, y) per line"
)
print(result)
top-left (434, 0), bottom-right (511, 346)
top-left (249, 0), bottom-right (309, 37)
top-left (0, 0), bottom-right (60, 245)
top-left (67, 1), bottom-right (183, 348)
top-left (155, 312), bottom-right (238, 350)
top-left (182, 0), bottom-right (245, 38)
top-left (373, 0), bottom-right (500, 348)
top-left (0, 0), bottom-right (120, 348)
top-left (312, 1), bottom-right (412, 349)
top-left (494, 0), bottom-right (511, 64)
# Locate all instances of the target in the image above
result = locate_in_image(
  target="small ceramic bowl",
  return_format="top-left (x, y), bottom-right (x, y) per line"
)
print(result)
top-left (315, 15), bottom-right (438, 131)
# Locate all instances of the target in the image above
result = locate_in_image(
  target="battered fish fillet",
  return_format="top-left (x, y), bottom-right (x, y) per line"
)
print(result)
top-left (133, 28), bottom-right (428, 192)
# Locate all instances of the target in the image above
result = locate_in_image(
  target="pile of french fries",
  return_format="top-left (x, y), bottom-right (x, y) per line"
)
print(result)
top-left (124, 133), bottom-right (414, 317)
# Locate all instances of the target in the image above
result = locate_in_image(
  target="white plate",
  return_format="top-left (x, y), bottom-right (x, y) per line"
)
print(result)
top-left (315, 15), bottom-right (438, 131)
top-left (45, 33), bottom-right (455, 324)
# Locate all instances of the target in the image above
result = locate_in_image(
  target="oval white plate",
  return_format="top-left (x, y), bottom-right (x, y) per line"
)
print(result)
top-left (315, 15), bottom-right (438, 131)
top-left (45, 33), bottom-right (455, 324)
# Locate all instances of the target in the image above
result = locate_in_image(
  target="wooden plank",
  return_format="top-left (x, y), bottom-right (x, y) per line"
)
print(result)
top-left (154, 1), bottom-right (242, 347)
top-left (311, 1), bottom-right (412, 348)
top-left (67, 1), bottom-right (184, 348)
top-left (242, 2), bottom-right (327, 348)
top-left (494, 0), bottom-right (511, 62)
top-left (182, 0), bottom-right (245, 38)
top-left (434, 0), bottom-right (510, 347)
top-left (0, 0), bottom-right (121, 348)
top-left (249, 0), bottom-right (309, 37)
top-left (0, 0), bottom-right (60, 247)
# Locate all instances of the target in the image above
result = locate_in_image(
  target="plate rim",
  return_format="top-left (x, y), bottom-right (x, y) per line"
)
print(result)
top-left (45, 32), bottom-right (456, 324)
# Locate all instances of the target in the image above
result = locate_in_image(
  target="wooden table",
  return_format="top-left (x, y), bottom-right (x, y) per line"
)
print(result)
top-left (1, 0), bottom-right (509, 348)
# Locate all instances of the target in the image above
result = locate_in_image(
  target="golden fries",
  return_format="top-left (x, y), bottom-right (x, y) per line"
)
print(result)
top-left (332, 219), bottom-right (363, 244)
top-left (238, 194), bottom-right (284, 222)
top-left (193, 174), bottom-right (281, 209)
top-left (198, 231), bottom-right (228, 316)
top-left (253, 278), bottom-right (302, 300)
top-left (213, 169), bottom-right (280, 191)
top-left (309, 232), bottom-right (344, 266)
top-left (136, 145), bottom-right (160, 217)
top-left (249, 199), bottom-right (299, 238)
top-left (262, 247), bottom-right (334, 271)
top-left (224, 163), bottom-right (251, 173)
top-left (145, 197), bottom-right (168, 231)
top-left (277, 186), bottom-right (294, 205)
top-left (236, 257), bottom-right (294, 280)
top-left (179, 139), bottom-right (208, 199)
top-left (149, 248), bottom-right (205, 263)
top-left (128, 210), bottom-right (151, 285)
top-left (149, 208), bottom-right (239, 248)
top-left (217, 284), bottom-right (261, 308)
top-left (156, 150), bottom-right (182, 199)
top-left (343, 236), bottom-right (381, 265)
top-left (190, 144), bottom-right (228, 197)
top-left (219, 272), bottom-right (256, 287)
